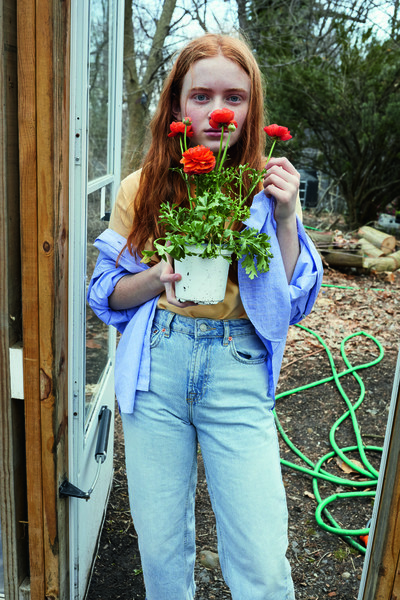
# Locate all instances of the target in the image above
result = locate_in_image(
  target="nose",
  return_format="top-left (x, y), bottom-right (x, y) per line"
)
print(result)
top-left (208, 98), bottom-right (225, 116)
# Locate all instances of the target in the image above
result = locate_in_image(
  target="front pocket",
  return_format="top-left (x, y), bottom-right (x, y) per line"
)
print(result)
top-left (229, 334), bottom-right (268, 365)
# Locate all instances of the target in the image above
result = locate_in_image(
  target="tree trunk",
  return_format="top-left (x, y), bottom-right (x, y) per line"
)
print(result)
top-left (358, 225), bottom-right (396, 254)
top-left (122, 0), bottom-right (178, 176)
top-left (363, 250), bottom-right (400, 272)
top-left (357, 238), bottom-right (386, 258)
top-left (307, 230), bottom-right (334, 248)
top-left (321, 251), bottom-right (364, 269)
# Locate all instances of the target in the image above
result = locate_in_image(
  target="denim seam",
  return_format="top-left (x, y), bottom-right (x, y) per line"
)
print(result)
top-left (183, 442), bottom-right (197, 599)
top-left (200, 456), bottom-right (230, 587)
top-left (222, 320), bottom-right (230, 346)
top-left (162, 310), bottom-right (176, 338)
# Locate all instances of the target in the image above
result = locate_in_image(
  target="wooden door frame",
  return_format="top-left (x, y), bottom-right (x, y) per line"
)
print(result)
top-left (7, 0), bottom-right (400, 597)
top-left (359, 350), bottom-right (400, 599)
top-left (17, 0), bottom-right (70, 597)
top-left (0, 1), bottom-right (28, 598)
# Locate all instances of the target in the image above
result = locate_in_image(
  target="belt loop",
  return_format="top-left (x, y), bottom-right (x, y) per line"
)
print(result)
top-left (222, 320), bottom-right (230, 346)
top-left (162, 310), bottom-right (176, 338)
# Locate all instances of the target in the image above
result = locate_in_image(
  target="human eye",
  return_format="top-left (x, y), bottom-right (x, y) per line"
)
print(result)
top-left (227, 94), bottom-right (242, 103)
top-left (193, 93), bottom-right (209, 102)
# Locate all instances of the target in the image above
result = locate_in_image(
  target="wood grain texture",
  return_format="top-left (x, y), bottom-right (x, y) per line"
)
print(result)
top-left (0, 3), bottom-right (19, 596)
top-left (17, 0), bottom-right (70, 597)
top-left (17, 0), bottom-right (45, 594)
top-left (361, 369), bottom-right (400, 600)
top-left (0, 1), bottom-right (29, 597)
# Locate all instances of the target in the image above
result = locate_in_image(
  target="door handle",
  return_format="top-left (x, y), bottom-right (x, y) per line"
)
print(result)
top-left (59, 406), bottom-right (112, 500)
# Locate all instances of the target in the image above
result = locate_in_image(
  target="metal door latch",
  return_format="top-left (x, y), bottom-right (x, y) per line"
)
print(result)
top-left (59, 405), bottom-right (112, 501)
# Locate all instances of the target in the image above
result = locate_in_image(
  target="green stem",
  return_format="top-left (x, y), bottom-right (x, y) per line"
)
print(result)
top-left (265, 138), bottom-right (277, 168)
top-left (187, 179), bottom-right (194, 209)
top-left (215, 126), bottom-right (225, 170)
top-left (181, 126), bottom-right (194, 208)
top-left (219, 128), bottom-right (232, 173)
top-left (239, 169), bottom-right (266, 207)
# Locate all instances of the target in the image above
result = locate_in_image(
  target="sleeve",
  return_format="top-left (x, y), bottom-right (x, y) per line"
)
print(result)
top-left (87, 171), bottom-right (145, 333)
top-left (87, 252), bottom-right (139, 334)
top-left (288, 221), bottom-right (323, 325)
top-left (239, 191), bottom-right (323, 341)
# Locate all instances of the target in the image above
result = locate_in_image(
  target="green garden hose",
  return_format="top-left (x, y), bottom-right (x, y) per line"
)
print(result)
top-left (274, 324), bottom-right (385, 554)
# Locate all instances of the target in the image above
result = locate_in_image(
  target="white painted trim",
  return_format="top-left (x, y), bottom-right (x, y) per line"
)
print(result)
top-left (18, 576), bottom-right (30, 600)
top-left (9, 345), bottom-right (24, 400)
top-left (68, 0), bottom-right (124, 596)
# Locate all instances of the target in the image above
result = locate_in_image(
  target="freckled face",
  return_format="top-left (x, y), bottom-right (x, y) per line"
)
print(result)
top-left (175, 55), bottom-right (251, 155)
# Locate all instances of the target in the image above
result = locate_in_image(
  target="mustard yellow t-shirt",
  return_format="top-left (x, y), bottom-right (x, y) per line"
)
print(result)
top-left (109, 170), bottom-right (248, 319)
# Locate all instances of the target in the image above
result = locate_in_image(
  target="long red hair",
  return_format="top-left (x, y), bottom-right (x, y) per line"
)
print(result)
top-left (126, 33), bottom-right (267, 259)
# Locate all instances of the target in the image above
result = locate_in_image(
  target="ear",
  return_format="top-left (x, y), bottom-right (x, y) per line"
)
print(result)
top-left (171, 95), bottom-right (182, 121)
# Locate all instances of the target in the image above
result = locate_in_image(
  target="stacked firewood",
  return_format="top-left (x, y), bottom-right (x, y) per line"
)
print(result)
top-left (308, 225), bottom-right (400, 272)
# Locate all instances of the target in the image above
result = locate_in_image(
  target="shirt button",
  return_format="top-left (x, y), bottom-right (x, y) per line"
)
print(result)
top-left (199, 323), bottom-right (207, 332)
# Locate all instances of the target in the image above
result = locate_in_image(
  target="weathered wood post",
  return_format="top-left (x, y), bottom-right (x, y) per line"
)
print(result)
top-left (17, 0), bottom-right (70, 597)
top-left (359, 349), bottom-right (400, 599)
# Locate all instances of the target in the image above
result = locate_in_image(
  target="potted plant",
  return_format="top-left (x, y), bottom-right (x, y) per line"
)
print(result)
top-left (143, 110), bottom-right (292, 304)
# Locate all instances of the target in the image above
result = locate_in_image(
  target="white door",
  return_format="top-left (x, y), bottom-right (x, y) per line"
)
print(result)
top-left (66, 0), bottom-right (124, 597)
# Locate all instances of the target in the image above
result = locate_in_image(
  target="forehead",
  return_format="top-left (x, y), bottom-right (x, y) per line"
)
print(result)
top-left (181, 55), bottom-right (251, 93)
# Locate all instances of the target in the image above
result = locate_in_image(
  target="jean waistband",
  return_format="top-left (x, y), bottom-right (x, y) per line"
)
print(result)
top-left (153, 308), bottom-right (256, 342)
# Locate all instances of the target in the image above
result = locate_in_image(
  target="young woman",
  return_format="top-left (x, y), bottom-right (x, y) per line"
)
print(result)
top-left (88, 33), bottom-right (323, 600)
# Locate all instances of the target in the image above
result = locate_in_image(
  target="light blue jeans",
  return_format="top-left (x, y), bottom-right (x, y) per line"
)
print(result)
top-left (121, 309), bottom-right (295, 600)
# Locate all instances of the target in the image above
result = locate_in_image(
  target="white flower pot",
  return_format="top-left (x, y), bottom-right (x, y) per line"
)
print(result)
top-left (174, 246), bottom-right (232, 304)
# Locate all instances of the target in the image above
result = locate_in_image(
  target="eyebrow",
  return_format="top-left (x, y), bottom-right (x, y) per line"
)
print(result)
top-left (189, 86), bottom-right (249, 94)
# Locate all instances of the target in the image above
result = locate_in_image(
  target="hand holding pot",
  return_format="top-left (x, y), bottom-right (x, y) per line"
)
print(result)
top-left (159, 243), bottom-right (196, 308)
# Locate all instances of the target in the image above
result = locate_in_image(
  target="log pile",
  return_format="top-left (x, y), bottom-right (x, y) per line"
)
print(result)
top-left (308, 225), bottom-right (400, 272)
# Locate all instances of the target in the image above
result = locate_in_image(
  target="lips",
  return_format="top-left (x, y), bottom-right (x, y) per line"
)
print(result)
top-left (205, 128), bottom-right (228, 135)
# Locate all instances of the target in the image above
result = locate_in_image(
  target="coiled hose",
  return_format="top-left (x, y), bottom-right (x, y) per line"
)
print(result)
top-left (274, 322), bottom-right (385, 554)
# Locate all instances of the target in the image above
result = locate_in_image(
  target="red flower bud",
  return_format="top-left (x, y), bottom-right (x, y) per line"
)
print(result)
top-left (168, 121), bottom-right (194, 137)
top-left (264, 124), bottom-right (292, 141)
top-left (209, 108), bottom-right (235, 127)
top-left (180, 145), bottom-right (216, 175)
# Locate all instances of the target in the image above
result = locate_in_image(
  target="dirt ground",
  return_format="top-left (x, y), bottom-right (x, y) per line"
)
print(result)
top-left (87, 212), bottom-right (400, 600)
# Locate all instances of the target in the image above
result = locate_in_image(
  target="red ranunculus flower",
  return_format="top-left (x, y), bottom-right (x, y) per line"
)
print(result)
top-left (168, 120), bottom-right (194, 137)
top-left (180, 145), bottom-right (216, 175)
top-left (209, 117), bottom-right (238, 130)
top-left (209, 108), bottom-right (235, 127)
top-left (264, 124), bottom-right (292, 141)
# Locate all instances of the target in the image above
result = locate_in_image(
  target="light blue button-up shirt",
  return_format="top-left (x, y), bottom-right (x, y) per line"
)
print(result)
top-left (88, 191), bottom-right (323, 413)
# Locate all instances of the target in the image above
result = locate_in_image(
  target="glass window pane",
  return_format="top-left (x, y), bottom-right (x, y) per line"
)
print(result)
top-left (85, 185), bottom-right (113, 420)
top-left (88, 0), bottom-right (111, 180)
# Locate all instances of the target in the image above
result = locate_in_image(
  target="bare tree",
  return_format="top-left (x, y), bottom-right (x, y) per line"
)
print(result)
top-left (122, 0), bottom-right (240, 175)
top-left (122, 0), bottom-right (179, 174)
top-left (237, 0), bottom-right (395, 67)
